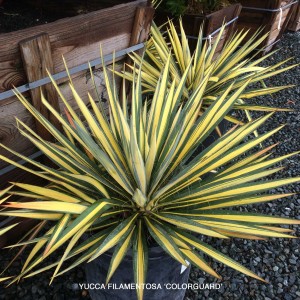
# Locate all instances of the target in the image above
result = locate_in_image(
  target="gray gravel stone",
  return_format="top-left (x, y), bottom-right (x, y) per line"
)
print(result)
top-left (185, 31), bottom-right (300, 300)
top-left (289, 259), bottom-right (297, 265)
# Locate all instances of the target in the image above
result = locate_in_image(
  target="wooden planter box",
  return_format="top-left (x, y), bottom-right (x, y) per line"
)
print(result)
top-left (237, 0), bottom-right (298, 53)
top-left (181, 4), bottom-right (241, 54)
top-left (288, 1), bottom-right (300, 31)
top-left (0, 0), bottom-right (154, 247)
top-left (155, 3), bottom-right (241, 55)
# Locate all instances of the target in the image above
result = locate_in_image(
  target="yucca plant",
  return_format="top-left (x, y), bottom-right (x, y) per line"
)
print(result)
top-left (117, 21), bottom-right (296, 127)
top-left (0, 54), bottom-right (299, 300)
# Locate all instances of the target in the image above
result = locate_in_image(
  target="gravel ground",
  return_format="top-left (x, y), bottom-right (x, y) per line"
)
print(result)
top-left (0, 31), bottom-right (299, 299)
top-left (185, 31), bottom-right (300, 300)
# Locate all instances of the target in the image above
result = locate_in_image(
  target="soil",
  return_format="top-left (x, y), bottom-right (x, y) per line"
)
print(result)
top-left (0, 1), bottom-right (61, 33)
top-left (185, 0), bottom-right (234, 15)
top-left (0, 0), bottom-right (134, 33)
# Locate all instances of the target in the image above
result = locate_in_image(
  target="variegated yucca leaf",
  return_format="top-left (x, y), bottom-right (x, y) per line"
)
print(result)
top-left (0, 45), bottom-right (299, 300)
top-left (115, 21), bottom-right (296, 127)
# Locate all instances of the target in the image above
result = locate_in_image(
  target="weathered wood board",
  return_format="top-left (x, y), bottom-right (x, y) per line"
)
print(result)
top-left (155, 4), bottom-right (241, 56)
top-left (288, 2), bottom-right (300, 31)
top-left (0, 1), bottom-right (154, 243)
top-left (20, 33), bottom-right (61, 140)
top-left (1, 5), bottom-right (143, 92)
top-left (0, 0), bottom-right (150, 174)
top-left (237, 0), bottom-right (297, 53)
top-left (0, 0), bottom-right (147, 92)
top-left (187, 3), bottom-right (241, 54)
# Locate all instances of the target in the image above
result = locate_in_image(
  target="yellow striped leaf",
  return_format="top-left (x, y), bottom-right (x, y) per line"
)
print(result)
top-left (145, 217), bottom-right (188, 266)
top-left (177, 232), bottom-right (266, 282)
top-left (3, 201), bottom-right (87, 214)
top-left (89, 213), bottom-right (138, 261)
top-left (153, 213), bottom-right (228, 239)
top-left (106, 227), bottom-right (135, 284)
top-left (180, 248), bottom-right (220, 279)
top-left (133, 222), bottom-right (147, 300)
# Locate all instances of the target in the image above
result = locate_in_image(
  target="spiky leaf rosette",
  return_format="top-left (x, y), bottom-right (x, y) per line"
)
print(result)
top-left (0, 56), bottom-right (299, 300)
top-left (116, 21), bottom-right (296, 127)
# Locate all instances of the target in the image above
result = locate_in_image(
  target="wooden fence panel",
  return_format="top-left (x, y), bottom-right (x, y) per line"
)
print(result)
top-left (237, 0), bottom-right (297, 53)
top-left (0, 1), bottom-right (154, 245)
top-left (0, 98), bottom-right (36, 170)
top-left (20, 33), bottom-right (61, 139)
top-left (0, 0), bottom-right (147, 92)
top-left (288, 1), bottom-right (300, 31)
top-left (0, 0), bottom-right (150, 175)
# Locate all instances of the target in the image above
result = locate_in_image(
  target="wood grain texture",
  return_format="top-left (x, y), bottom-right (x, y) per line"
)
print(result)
top-left (129, 6), bottom-right (155, 51)
top-left (0, 65), bottom-right (117, 170)
top-left (0, 63), bottom-right (121, 174)
top-left (53, 33), bottom-right (131, 75)
top-left (237, 0), bottom-right (297, 53)
top-left (0, 160), bottom-right (45, 190)
top-left (0, 0), bottom-right (154, 246)
top-left (0, 0), bottom-right (149, 172)
top-left (178, 4), bottom-right (241, 37)
top-left (0, 96), bottom-right (37, 169)
top-left (124, 5), bottom-right (155, 96)
top-left (205, 4), bottom-right (241, 57)
top-left (20, 33), bottom-right (60, 140)
top-left (0, 0), bottom-right (147, 92)
top-left (267, 7), bottom-right (290, 43)
top-left (57, 63), bottom-right (122, 116)
top-left (239, 0), bottom-right (281, 10)
top-left (179, 4), bottom-right (241, 55)
top-left (205, 3), bottom-right (241, 34)
top-left (288, 2), bottom-right (300, 31)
